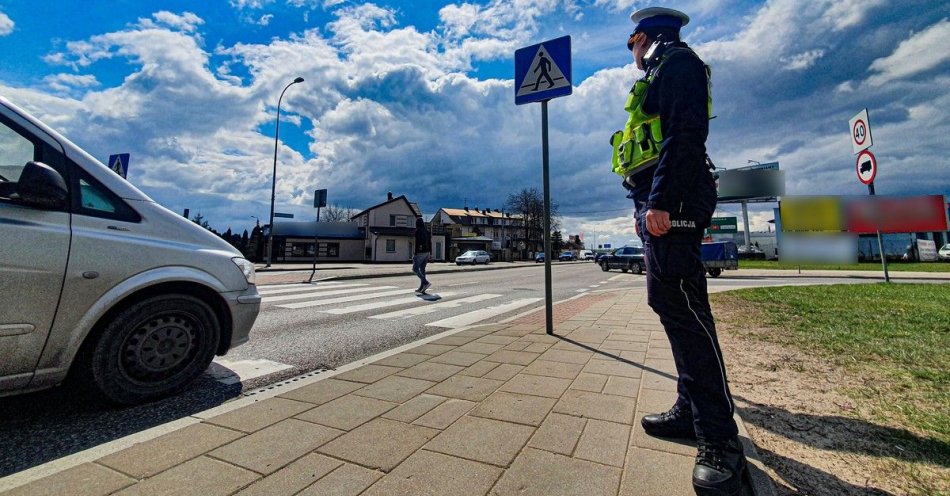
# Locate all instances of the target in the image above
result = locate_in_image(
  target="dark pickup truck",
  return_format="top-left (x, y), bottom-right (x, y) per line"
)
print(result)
top-left (599, 246), bottom-right (645, 274)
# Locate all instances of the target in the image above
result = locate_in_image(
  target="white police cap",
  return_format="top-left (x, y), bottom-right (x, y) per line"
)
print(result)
top-left (630, 7), bottom-right (690, 29)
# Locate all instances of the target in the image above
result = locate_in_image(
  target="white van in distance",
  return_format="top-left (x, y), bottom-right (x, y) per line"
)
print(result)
top-left (0, 96), bottom-right (260, 404)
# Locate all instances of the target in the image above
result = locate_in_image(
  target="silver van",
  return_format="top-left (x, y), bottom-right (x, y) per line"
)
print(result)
top-left (0, 96), bottom-right (260, 404)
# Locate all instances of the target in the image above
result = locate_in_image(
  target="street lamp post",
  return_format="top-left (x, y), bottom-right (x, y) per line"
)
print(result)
top-left (266, 77), bottom-right (304, 267)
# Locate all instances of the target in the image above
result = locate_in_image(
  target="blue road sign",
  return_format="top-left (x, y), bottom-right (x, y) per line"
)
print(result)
top-left (514, 36), bottom-right (572, 105)
top-left (108, 153), bottom-right (130, 179)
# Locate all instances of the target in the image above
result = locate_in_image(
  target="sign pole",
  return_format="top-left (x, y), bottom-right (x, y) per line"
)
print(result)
top-left (541, 100), bottom-right (553, 335)
top-left (867, 182), bottom-right (889, 282)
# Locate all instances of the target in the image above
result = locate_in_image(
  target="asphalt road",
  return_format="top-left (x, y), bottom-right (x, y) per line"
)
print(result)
top-left (0, 263), bottom-right (868, 476)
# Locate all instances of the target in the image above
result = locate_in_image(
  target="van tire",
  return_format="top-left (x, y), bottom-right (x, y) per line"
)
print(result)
top-left (86, 295), bottom-right (220, 405)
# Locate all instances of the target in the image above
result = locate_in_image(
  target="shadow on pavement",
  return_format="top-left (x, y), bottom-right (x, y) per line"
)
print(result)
top-left (0, 376), bottom-right (242, 477)
top-left (553, 334), bottom-right (678, 381)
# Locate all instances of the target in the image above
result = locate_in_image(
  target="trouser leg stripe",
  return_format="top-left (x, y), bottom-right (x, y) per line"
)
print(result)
top-left (679, 279), bottom-right (734, 414)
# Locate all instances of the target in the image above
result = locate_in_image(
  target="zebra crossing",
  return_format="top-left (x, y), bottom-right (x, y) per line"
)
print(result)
top-left (257, 281), bottom-right (541, 328)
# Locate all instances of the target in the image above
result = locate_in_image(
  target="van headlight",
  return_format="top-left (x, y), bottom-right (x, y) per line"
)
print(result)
top-left (231, 257), bottom-right (256, 285)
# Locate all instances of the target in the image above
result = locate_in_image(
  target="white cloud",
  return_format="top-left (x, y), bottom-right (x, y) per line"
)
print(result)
top-left (258, 14), bottom-right (274, 26)
top-left (0, 11), bottom-right (13, 36)
top-left (780, 49), bottom-right (825, 71)
top-left (698, 0), bottom-right (885, 67)
top-left (43, 73), bottom-right (100, 93)
top-left (866, 19), bottom-right (950, 87)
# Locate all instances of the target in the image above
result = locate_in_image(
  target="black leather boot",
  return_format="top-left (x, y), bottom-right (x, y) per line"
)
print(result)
top-left (692, 436), bottom-right (747, 496)
top-left (640, 404), bottom-right (696, 439)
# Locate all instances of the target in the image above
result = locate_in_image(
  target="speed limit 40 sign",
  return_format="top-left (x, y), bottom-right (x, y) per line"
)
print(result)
top-left (849, 108), bottom-right (873, 154)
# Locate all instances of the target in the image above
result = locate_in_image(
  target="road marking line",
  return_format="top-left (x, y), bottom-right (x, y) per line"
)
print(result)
top-left (262, 285), bottom-right (393, 303)
top-left (257, 282), bottom-right (361, 295)
top-left (321, 292), bottom-right (459, 314)
top-left (576, 288), bottom-right (588, 292)
top-left (426, 298), bottom-right (542, 328)
top-left (207, 358), bottom-right (294, 385)
top-left (277, 289), bottom-right (417, 309)
top-left (608, 275), bottom-right (628, 281)
top-left (590, 284), bottom-right (600, 288)
top-left (370, 294), bottom-right (501, 319)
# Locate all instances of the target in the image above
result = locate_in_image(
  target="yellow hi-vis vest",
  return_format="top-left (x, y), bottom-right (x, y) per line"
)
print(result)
top-left (611, 51), bottom-right (712, 180)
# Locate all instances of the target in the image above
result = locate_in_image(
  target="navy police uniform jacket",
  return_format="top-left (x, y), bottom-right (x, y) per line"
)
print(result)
top-left (627, 41), bottom-right (716, 244)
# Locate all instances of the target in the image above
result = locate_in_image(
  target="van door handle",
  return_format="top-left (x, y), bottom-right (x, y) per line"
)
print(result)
top-left (107, 225), bottom-right (130, 231)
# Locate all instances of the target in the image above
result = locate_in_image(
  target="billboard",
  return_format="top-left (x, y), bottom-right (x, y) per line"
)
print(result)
top-left (716, 168), bottom-right (785, 202)
top-left (779, 195), bottom-right (948, 234)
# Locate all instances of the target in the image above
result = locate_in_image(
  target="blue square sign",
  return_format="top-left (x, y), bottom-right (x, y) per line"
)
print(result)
top-left (514, 36), bottom-right (572, 105)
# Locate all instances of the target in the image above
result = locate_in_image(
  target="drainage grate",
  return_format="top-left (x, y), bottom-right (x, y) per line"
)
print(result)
top-left (241, 367), bottom-right (334, 397)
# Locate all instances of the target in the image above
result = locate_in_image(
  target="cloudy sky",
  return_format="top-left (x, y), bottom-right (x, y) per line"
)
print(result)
top-left (1, 0), bottom-right (947, 246)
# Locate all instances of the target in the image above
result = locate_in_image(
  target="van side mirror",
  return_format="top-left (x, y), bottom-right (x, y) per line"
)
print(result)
top-left (16, 161), bottom-right (68, 210)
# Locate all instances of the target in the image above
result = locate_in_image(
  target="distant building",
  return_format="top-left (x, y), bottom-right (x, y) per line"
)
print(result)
top-left (351, 192), bottom-right (422, 262)
top-left (431, 207), bottom-right (531, 262)
top-left (269, 221), bottom-right (364, 262)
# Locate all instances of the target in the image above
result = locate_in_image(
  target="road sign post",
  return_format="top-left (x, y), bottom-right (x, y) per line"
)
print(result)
top-left (849, 109), bottom-right (888, 281)
top-left (310, 189), bottom-right (328, 281)
top-left (515, 36), bottom-right (572, 335)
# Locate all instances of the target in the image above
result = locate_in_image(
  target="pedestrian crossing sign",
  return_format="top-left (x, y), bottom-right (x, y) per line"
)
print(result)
top-left (108, 153), bottom-right (130, 179)
top-left (514, 36), bottom-right (572, 105)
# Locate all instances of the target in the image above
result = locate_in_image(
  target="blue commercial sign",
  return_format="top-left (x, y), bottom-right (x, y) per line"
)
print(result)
top-left (108, 153), bottom-right (130, 179)
top-left (514, 36), bottom-right (572, 105)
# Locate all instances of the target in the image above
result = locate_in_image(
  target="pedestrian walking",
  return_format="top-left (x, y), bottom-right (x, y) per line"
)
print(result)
top-left (413, 216), bottom-right (431, 294)
top-left (611, 7), bottom-right (746, 495)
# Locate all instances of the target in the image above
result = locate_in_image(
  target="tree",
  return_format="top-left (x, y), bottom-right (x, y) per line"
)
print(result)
top-left (191, 212), bottom-right (212, 231)
top-left (504, 188), bottom-right (561, 254)
top-left (552, 231), bottom-right (563, 253)
top-left (321, 204), bottom-right (358, 222)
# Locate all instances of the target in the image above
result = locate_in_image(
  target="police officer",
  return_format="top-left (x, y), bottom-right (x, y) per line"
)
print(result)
top-left (612, 7), bottom-right (747, 495)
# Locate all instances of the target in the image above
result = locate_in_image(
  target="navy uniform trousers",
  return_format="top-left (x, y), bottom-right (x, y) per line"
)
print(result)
top-left (641, 229), bottom-right (739, 442)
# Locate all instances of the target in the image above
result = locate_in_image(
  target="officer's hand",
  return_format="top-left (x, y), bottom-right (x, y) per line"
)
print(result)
top-left (646, 209), bottom-right (671, 236)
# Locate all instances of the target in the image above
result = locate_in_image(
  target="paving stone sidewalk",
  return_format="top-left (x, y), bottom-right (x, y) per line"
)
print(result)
top-left (3, 288), bottom-right (772, 496)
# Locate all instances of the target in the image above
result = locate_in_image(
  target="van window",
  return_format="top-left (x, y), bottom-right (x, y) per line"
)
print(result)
top-left (0, 117), bottom-right (70, 207)
top-left (71, 167), bottom-right (140, 222)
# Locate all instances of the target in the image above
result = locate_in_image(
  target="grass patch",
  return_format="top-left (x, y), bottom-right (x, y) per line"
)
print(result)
top-left (711, 283), bottom-right (950, 468)
top-left (738, 259), bottom-right (950, 272)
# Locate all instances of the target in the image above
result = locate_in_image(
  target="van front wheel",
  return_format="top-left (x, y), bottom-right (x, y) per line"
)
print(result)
top-left (86, 295), bottom-right (220, 405)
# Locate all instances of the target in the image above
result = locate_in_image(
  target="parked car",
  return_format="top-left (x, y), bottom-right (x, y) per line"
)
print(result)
top-left (599, 246), bottom-right (645, 274)
top-left (939, 243), bottom-right (950, 261)
top-left (535, 252), bottom-right (545, 263)
top-left (456, 250), bottom-right (491, 265)
top-left (0, 96), bottom-right (261, 405)
top-left (559, 251), bottom-right (576, 261)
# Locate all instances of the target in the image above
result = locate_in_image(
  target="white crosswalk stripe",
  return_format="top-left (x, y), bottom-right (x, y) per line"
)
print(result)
top-left (258, 282), bottom-right (363, 295)
top-left (321, 292), bottom-right (459, 314)
top-left (257, 281), bottom-right (341, 291)
top-left (262, 285), bottom-right (395, 303)
top-left (276, 288), bottom-right (418, 309)
top-left (260, 282), bottom-right (544, 330)
top-left (370, 294), bottom-right (502, 320)
top-left (426, 298), bottom-right (542, 329)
